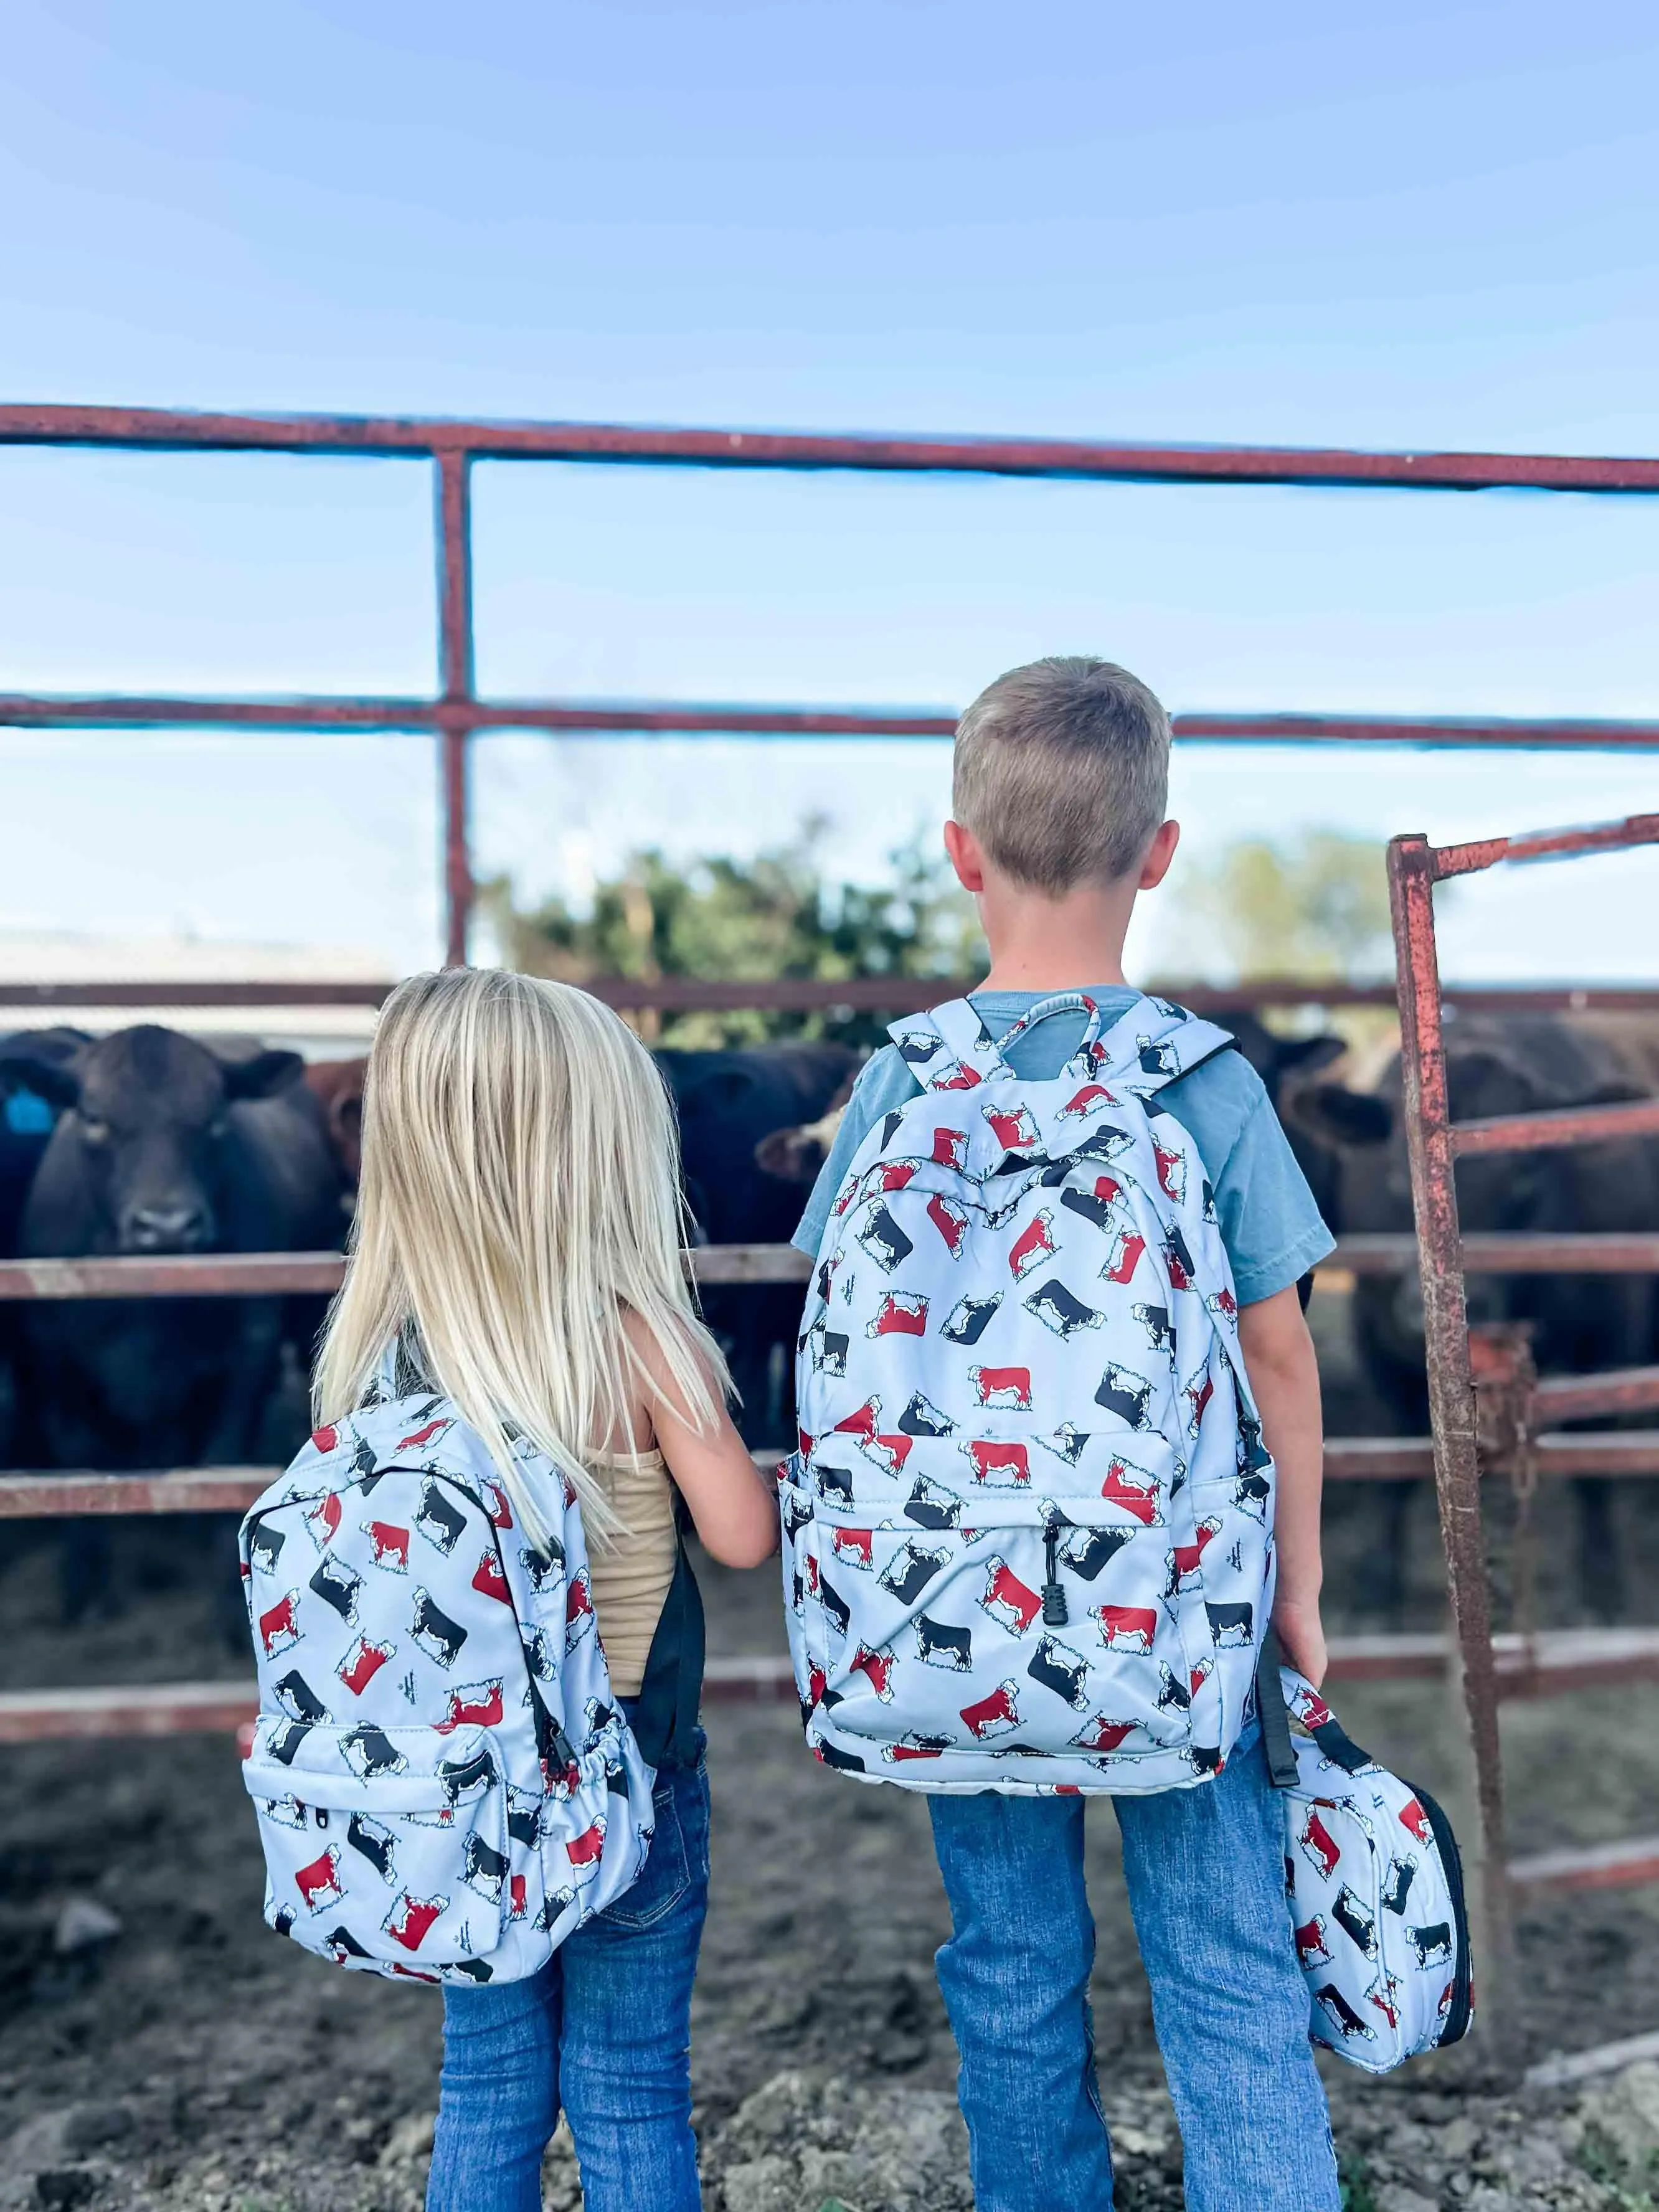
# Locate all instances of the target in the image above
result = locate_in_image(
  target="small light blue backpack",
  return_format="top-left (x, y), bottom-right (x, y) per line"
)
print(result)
top-left (239, 1353), bottom-right (660, 1985)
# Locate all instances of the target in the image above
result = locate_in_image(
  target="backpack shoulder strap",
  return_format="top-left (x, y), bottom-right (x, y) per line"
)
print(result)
top-left (1088, 995), bottom-right (1236, 1099)
top-left (630, 1505), bottom-right (706, 1768)
top-left (887, 999), bottom-right (1010, 1092)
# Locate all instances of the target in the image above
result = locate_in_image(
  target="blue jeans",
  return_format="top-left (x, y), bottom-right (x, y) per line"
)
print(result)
top-left (426, 1737), bottom-right (710, 2212)
top-left (928, 1723), bottom-right (1340, 2212)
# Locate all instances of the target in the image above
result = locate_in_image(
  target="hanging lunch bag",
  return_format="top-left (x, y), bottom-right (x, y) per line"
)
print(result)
top-left (1259, 1634), bottom-right (1473, 2073)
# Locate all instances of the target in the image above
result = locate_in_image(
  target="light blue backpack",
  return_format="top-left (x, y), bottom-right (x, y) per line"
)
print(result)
top-left (783, 991), bottom-right (1275, 1794)
top-left (239, 1356), bottom-right (658, 1985)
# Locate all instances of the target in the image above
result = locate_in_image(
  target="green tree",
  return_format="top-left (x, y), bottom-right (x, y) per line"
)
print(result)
top-left (1175, 833), bottom-right (1394, 981)
top-left (482, 821), bottom-right (985, 1049)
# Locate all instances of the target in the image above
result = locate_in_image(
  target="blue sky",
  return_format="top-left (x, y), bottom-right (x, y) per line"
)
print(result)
top-left (2, 1), bottom-right (1657, 978)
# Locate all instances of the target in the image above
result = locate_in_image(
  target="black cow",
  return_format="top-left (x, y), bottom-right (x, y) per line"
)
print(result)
top-left (0, 1024), bottom-right (344, 1620)
top-left (657, 1042), bottom-right (859, 1445)
top-left (1287, 1016), bottom-right (1659, 1618)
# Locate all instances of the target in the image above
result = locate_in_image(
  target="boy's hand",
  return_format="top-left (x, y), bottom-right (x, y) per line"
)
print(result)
top-left (1272, 1595), bottom-right (1328, 1689)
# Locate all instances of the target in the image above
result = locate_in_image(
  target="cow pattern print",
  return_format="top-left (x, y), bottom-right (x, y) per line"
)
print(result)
top-left (1278, 1672), bottom-right (1473, 2071)
top-left (238, 1361), bottom-right (656, 1985)
top-left (786, 993), bottom-right (1277, 1795)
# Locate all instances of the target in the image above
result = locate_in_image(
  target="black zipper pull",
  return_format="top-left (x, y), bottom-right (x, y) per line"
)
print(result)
top-left (1042, 1520), bottom-right (1069, 1627)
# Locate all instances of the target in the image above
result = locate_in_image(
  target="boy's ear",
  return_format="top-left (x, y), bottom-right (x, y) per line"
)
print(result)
top-left (1137, 820), bottom-right (1180, 891)
top-left (943, 819), bottom-right (985, 894)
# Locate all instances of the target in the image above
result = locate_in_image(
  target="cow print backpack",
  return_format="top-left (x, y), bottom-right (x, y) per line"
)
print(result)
top-left (783, 990), bottom-right (1275, 1794)
top-left (238, 1347), bottom-right (657, 1985)
top-left (1259, 1638), bottom-right (1474, 2070)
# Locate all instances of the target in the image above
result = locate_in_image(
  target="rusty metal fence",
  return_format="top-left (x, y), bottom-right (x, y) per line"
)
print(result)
top-left (4, 406), bottom-right (1659, 1918)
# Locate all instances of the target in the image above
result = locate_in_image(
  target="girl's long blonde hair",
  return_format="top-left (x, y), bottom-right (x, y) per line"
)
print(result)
top-left (313, 967), bottom-right (727, 1542)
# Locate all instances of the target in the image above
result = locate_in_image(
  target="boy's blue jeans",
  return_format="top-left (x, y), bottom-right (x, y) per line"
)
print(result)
top-left (928, 1720), bottom-right (1341, 2212)
top-left (425, 1736), bottom-right (709, 2212)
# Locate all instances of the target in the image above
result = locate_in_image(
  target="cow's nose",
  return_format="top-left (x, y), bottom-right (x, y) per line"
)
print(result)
top-left (123, 1203), bottom-right (212, 1252)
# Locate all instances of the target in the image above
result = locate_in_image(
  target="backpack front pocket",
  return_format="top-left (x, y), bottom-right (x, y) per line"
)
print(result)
top-left (242, 1716), bottom-right (513, 1974)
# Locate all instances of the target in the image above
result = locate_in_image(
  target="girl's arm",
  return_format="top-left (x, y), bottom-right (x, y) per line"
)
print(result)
top-left (1236, 1285), bottom-right (1327, 1688)
top-left (630, 1320), bottom-right (780, 1569)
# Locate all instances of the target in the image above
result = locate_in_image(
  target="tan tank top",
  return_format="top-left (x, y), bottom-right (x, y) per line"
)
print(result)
top-left (585, 1447), bottom-right (678, 1698)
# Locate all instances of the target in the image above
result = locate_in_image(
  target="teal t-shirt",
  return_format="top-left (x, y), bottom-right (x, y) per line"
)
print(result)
top-left (791, 988), bottom-right (1335, 1308)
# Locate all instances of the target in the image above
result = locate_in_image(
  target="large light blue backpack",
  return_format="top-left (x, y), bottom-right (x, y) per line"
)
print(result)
top-left (783, 991), bottom-right (1276, 1794)
top-left (239, 1350), bottom-right (659, 1984)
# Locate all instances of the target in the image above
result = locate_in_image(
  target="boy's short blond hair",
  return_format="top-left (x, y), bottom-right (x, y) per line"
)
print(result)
top-left (952, 657), bottom-right (1171, 892)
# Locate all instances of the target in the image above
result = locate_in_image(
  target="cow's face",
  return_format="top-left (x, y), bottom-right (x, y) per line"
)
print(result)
top-left (0, 1025), bottom-right (301, 1253)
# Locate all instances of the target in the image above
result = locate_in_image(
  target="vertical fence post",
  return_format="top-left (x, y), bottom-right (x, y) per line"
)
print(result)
top-left (435, 448), bottom-right (475, 968)
top-left (1387, 833), bottom-right (1514, 1990)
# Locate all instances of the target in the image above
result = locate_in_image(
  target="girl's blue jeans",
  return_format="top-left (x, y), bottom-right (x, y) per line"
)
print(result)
top-left (927, 1719), bottom-right (1341, 2212)
top-left (425, 1732), bottom-right (710, 2212)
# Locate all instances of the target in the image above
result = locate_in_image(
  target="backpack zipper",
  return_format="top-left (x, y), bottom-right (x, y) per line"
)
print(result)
top-left (1041, 1516), bottom-right (1069, 1627)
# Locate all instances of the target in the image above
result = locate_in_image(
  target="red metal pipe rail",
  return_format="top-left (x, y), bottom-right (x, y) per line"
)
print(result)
top-left (6, 405), bottom-right (1659, 962)
top-left (1386, 812), bottom-right (1659, 1978)
top-left (12, 976), bottom-right (1659, 1017)
top-left (9, 1232), bottom-right (1659, 1305)
top-left (7, 404), bottom-right (1659, 488)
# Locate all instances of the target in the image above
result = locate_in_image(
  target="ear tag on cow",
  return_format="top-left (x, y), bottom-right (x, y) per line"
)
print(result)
top-left (1041, 1523), bottom-right (1070, 1627)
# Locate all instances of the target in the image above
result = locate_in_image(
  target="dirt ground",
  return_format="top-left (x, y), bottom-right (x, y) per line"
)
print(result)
top-left (4, 1289), bottom-right (1659, 2211)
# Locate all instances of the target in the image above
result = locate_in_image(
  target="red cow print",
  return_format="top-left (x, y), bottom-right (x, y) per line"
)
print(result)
top-left (1094, 1603), bottom-right (1158, 1654)
top-left (1072, 1714), bottom-right (1138, 1753)
top-left (384, 1892), bottom-right (445, 1951)
top-left (258, 1590), bottom-right (301, 1658)
top-left (1057, 1081), bottom-right (1117, 1120)
top-left (362, 1520), bottom-right (410, 1572)
top-left (980, 1557), bottom-right (1043, 1635)
top-left (969, 1364), bottom-right (1033, 1410)
top-left (566, 1819), bottom-right (607, 1874)
top-left (397, 1417), bottom-right (453, 1452)
top-left (1008, 1209), bottom-right (1059, 1281)
top-left (937, 1062), bottom-right (982, 1092)
top-left (1153, 1140), bottom-right (1186, 1203)
top-left (964, 1438), bottom-right (1031, 1487)
top-left (565, 1568), bottom-right (595, 1647)
top-left (1184, 1371), bottom-right (1214, 1433)
top-left (882, 1733), bottom-right (950, 1763)
top-left (960, 1679), bottom-right (1022, 1739)
top-left (874, 1158), bottom-right (920, 1191)
top-left (1294, 1914), bottom-right (1333, 1967)
top-left (932, 1127), bottom-right (968, 1171)
top-left (833, 1397), bottom-right (883, 1445)
top-left (1299, 1808), bottom-right (1343, 1882)
top-left (1397, 1796), bottom-right (1434, 1848)
top-left (310, 1424), bottom-right (339, 1453)
top-left (471, 1551), bottom-right (513, 1604)
top-left (305, 1492), bottom-right (343, 1549)
top-left (985, 1102), bottom-right (1039, 1151)
top-left (1166, 1516), bottom-right (1222, 1592)
top-left (1208, 1287), bottom-right (1239, 1324)
top-left (483, 1481), bottom-right (514, 1531)
top-left (1100, 1458), bottom-right (1162, 1525)
top-left (859, 1430), bottom-right (915, 1477)
top-left (830, 1526), bottom-right (874, 1571)
top-left (295, 1845), bottom-right (345, 1913)
top-left (438, 1679), bottom-right (506, 1732)
top-left (509, 1874), bottom-right (528, 1921)
top-left (337, 1634), bottom-right (395, 1695)
top-left (1100, 1229), bottom-right (1146, 1285)
top-left (867, 1292), bottom-right (929, 1339)
top-left (927, 1193), bottom-right (970, 1256)
top-left (849, 1643), bottom-right (896, 1701)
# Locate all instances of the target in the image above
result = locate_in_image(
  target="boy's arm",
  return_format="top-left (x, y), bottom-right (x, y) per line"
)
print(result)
top-left (1236, 1285), bottom-right (1326, 1688)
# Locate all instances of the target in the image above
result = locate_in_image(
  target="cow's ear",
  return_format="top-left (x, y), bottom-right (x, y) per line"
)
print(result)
top-left (222, 1049), bottom-right (305, 1102)
top-left (0, 1036), bottom-right (86, 1110)
top-left (1284, 1080), bottom-right (1394, 1150)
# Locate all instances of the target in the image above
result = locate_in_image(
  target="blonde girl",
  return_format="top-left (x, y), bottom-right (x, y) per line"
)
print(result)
top-left (313, 968), bottom-right (778, 2212)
